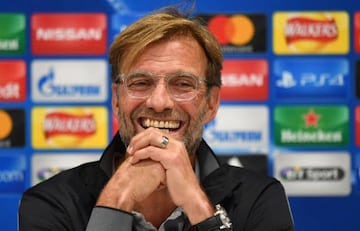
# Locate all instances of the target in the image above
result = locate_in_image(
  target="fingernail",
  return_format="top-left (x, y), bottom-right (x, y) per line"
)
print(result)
top-left (127, 145), bottom-right (133, 154)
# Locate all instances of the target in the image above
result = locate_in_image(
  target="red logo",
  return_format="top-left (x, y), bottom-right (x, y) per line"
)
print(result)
top-left (285, 16), bottom-right (338, 44)
top-left (0, 60), bottom-right (26, 102)
top-left (44, 112), bottom-right (96, 138)
top-left (31, 13), bottom-right (107, 55)
top-left (220, 59), bottom-right (268, 101)
top-left (303, 109), bottom-right (321, 127)
top-left (355, 13), bottom-right (360, 53)
top-left (355, 106), bottom-right (360, 147)
top-left (208, 15), bottom-right (255, 46)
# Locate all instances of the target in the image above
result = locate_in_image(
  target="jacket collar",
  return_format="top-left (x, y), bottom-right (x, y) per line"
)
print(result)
top-left (99, 132), bottom-right (126, 178)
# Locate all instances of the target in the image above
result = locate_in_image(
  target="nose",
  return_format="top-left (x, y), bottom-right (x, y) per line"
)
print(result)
top-left (145, 80), bottom-right (174, 112)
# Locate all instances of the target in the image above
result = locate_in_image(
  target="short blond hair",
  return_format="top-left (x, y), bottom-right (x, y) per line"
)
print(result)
top-left (109, 7), bottom-right (223, 87)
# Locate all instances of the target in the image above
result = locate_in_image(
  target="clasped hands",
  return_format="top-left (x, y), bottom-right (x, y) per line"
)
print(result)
top-left (96, 127), bottom-right (214, 224)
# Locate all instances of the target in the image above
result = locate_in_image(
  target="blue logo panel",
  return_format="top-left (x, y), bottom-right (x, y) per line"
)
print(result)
top-left (0, 155), bottom-right (26, 193)
top-left (273, 58), bottom-right (349, 100)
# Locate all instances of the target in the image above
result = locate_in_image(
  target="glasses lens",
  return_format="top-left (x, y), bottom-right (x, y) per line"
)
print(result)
top-left (168, 74), bottom-right (198, 100)
top-left (125, 73), bottom-right (155, 98)
top-left (122, 73), bottom-right (201, 101)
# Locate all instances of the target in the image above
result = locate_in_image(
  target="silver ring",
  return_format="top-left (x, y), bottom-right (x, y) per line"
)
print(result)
top-left (160, 136), bottom-right (169, 148)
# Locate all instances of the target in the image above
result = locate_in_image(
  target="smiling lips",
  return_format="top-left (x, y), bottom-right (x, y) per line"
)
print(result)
top-left (141, 118), bottom-right (181, 133)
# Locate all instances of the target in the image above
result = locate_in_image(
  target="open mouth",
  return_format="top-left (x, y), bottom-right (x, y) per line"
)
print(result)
top-left (140, 118), bottom-right (181, 133)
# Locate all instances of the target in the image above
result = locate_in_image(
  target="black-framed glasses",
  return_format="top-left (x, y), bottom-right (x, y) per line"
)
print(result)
top-left (115, 71), bottom-right (208, 101)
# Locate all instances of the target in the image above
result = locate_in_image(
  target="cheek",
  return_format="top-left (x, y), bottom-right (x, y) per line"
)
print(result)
top-left (117, 88), bottom-right (139, 111)
top-left (117, 97), bottom-right (148, 124)
top-left (118, 98), bottom-right (141, 115)
top-left (180, 100), bottom-right (207, 122)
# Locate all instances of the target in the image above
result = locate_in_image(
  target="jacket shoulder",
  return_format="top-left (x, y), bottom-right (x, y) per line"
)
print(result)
top-left (203, 164), bottom-right (293, 231)
top-left (203, 164), bottom-right (286, 215)
top-left (204, 164), bottom-right (279, 189)
top-left (19, 160), bottom-right (108, 230)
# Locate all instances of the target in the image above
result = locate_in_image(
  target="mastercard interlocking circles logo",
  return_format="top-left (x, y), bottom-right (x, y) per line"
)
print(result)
top-left (0, 109), bottom-right (25, 147)
top-left (0, 110), bottom-right (13, 140)
top-left (198, 14), bottom-right (267, 53)
top-left (208, 15), bottom-right (255, 45)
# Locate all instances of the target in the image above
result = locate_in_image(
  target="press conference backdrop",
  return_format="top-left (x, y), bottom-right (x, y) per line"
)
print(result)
top-left (0, 0), bottom-right (359, 230)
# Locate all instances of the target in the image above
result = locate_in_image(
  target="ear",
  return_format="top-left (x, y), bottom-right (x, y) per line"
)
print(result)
top-left (111, 83), bottom-right (119, 118)
top-left (204, 86), bottom-right (220, 123)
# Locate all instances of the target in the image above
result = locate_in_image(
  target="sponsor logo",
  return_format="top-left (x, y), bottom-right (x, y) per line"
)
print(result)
top-left (0, 155), bottom-right (26, 193)
top-left (280, 167), bottom-right (344, 181)
top-left (31, 107), bottom-right (108, 149)
top-left (36, 166), bottom-right (66, 182)
top-left (0, 60), bottom-right (26, 102)
top-left (0, 14), bottom-right (26, 54)
top-left (31, 60), bottom-right (107, 102)
top-left (43, 112), bottom-right (96, 138)
top-left (354, 106), bottom-right (360, 147)
top-left (274, 58), bottom-right (349, 100)
top-left (203, 105), bottom-right (268, 153)
top-left (274, 106), bottom-right (349, 147)
top-left (31, 154), bottom-right (100, 185)
top-left (354, 13), bottom-right (360, 53)
top-left (0, 109), bottom-right (25, 147)
top-left (221, 59), bottom-right (268, 101)
top-left (274, 152), bottom-right (351, 196)
top-left (31, 13), bottom-right (107, 55)
top-left (273, 12), bottom-right (349, 54)
top-left (198, 14), bottom-right (266, 53)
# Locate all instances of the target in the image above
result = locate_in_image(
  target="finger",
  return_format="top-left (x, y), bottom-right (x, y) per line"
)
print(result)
top-left (130, 139), bottom-right (186, 170)
top-left (127, 127), bottom-right (169, 154)
top-left (129, 145), bottom-right (164, 164)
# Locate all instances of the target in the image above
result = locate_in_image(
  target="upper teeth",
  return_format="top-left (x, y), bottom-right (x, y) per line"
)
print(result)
top-left (142, 119), bottom-right (180, 129)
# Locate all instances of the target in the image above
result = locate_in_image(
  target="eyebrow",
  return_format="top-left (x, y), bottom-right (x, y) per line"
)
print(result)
top-left (124, 70), bottom-right (204, 78)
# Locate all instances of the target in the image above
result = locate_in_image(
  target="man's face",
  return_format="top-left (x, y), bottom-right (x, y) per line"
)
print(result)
top-left (112, 36), bottom-right (220, 156)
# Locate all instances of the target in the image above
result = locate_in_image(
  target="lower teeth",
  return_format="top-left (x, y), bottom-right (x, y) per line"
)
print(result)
top-left (160, 129), bottom-right (170, 134)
